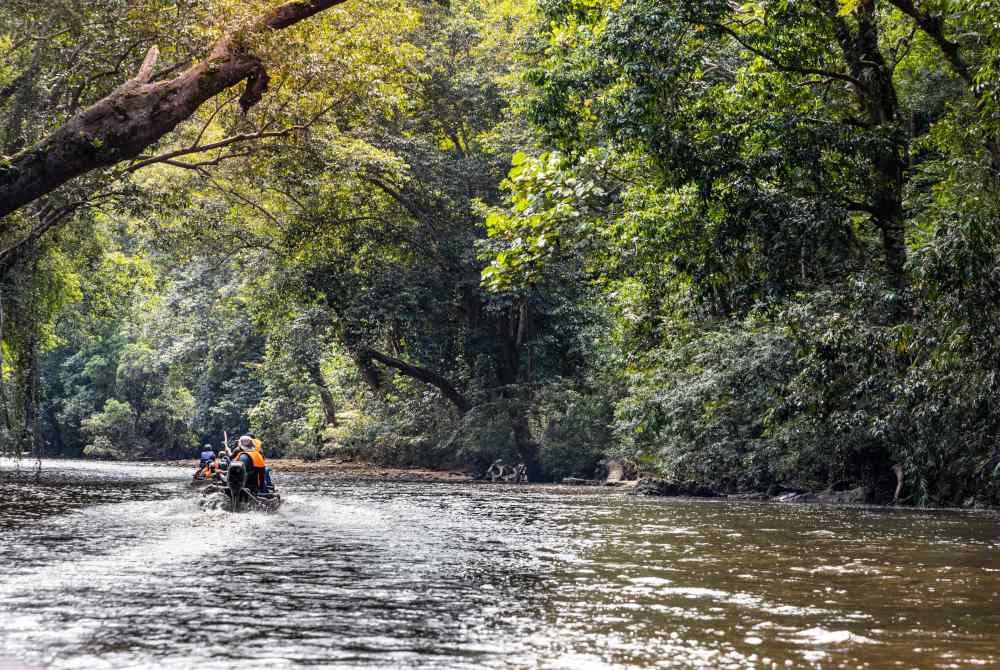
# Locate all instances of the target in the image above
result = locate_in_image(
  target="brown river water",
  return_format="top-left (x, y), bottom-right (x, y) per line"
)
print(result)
top-left (0, 459), bottom-right (998, 669)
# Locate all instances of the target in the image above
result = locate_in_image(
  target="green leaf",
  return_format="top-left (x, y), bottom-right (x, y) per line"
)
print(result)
top-left (837, 0), bottom-right (861, 16)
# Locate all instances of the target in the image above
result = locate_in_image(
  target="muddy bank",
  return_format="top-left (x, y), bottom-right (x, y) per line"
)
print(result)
top-left (174, 457), bottom-right (475, 483)
top-left (174, 458), bottom-right (642, 493)
top-left (166, 460), bottom-right (989, 507)
top-left (270, 459), bottom-right (475, 482)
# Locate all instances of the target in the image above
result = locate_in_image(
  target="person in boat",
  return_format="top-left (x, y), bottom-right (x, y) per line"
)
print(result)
top-left (247, 434), bottom-right (274, 492)
top-left (231, 434), bottom-right (274, 494)
top-left (216, 445), bottom-right (231, 471)
top-left (195, 445), bottom-right (216, 480)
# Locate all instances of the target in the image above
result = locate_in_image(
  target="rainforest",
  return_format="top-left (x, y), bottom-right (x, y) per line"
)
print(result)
top-left (2, 0), bottom-right (1000, 506)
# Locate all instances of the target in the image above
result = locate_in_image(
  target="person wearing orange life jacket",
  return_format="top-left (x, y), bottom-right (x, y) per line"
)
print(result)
top-left (230, 435), bottom-right (266, 492)
top-left (203, 449), bottom-right (228, 481)
top-left (247, 433), bottom-right (274, 491)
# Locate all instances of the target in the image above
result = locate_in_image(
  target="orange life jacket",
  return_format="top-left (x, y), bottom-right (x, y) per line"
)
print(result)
top-left (233, 447), bottom-right (267, 488)
top-left (245, 449), bottom-right (265, 469)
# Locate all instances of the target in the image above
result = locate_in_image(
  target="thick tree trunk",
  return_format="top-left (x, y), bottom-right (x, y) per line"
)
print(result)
top-left (0, 290), bottom-right (9, 448)
top-left (507, 405), bottom-right (542, 481)
top-left (828, 1), bottom-right (909, 295)
top-left (493, 304), bottom-right (542, 480)
top-left (306, 363), bottom-right (338, 427)
top-left (0, 0), bottom-right (348, 224)
top-left (892, 464), bottom-right (904, 505)
top-left (357, 348), bottom-right (471, 415)
top-left (13, 331), bottom-right (40, 455)
top-left (872, 162), bottom-right (907, 294)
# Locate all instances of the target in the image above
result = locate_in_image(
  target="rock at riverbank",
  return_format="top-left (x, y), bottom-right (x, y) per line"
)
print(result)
top-left (605, 460), bottom-right (625, 482)
top-left (726, 492), bottom-right (770, 501)
top-left (775, 486), bottom-right (867, 504)
top-left (561, 477), bottom-right (600, 486)
top-left (631, 478), bottom-right (722, 498)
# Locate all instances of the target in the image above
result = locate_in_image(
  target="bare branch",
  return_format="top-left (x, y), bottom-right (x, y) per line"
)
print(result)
top-left (0, 191), bottom-right (117, 272)
top-left (153, 151), bottom-right (258, 171)
top-left (125, 127), bottom-right (305, 173)
top-left (358, 348), bottom-right (471, 414)
top-left (192, 93), bottom-right (241, 149)
top-left (886, 0), bottom-right (972, 84)
top-left (203, 175), bottom-right (286, 231)
top-left (134, 45), bottom-right (160, 85)
top-left (718, 24), bottom-right (869, 92)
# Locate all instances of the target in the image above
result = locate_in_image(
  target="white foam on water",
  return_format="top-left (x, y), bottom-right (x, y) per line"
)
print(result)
top-left (629, 576), bottom-right (673, 586)
top-left (0, 497), bottom-right (266, 598)
top-left (0, 494), bottom-right (284, 669)
top-left (791, 562), bottom-right (882, 576)
top-left (620, 581), bottom-right (836, 620)
top-left (792, 627), bottom-right (877, 645)
top-left (1, 458), bottom-right (189, 482)
top-left (277, 494), bottom-right (389, 531)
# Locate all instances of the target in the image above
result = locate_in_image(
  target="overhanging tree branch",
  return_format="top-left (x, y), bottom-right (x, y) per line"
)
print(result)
top-left (357, 347), bottom-right (471, 414)
top-left (884, 0), bottom-right (998, 166)
top-left (125, 128), bottom-right (305, 173)
top-left (718, 24), bottom-right (869, 92)
top-left (0, 0), bottom-right (349, 224)
top-left (0, 191), bottom-right (117, 273)
top-left (885, 0), bottom-right (972, 85)
top-left (126, 96), bottom-right (337, 173)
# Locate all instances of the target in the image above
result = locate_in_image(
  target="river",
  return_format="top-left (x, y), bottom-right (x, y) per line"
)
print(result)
top-left (0, 459), bottom-right (998, 669)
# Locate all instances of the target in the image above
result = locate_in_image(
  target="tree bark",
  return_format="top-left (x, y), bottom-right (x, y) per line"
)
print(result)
top-left (306, 362), bottom-right (338, 427)
top-left (12, 329), bottom-right (40, 455)
top-left (507, 405), bottom-right (542, 481)
top-left (0, 290), bottom-right (10, 452)
top-left (357, 347), bottom-right (471, 415)
top-left (0, 0), bottom-right (348, 224)
top-left (493, 305), bottom-right (542, 480)
top-left (827, 0), bottom-right (908, 295)
top-left (886, 0), bottom-right (972, 85)
top-left (892, 463), bottom-right (904, 505)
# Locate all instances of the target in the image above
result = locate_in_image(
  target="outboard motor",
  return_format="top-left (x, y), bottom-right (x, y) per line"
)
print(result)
top-left (226, 459), bottom-right (247, 512)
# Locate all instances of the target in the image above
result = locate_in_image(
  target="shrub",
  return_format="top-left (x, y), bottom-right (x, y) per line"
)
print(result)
top-left (83, 435), bottom-right (125, 460)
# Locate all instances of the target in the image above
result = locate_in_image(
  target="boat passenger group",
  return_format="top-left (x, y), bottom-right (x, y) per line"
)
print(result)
top-left (193, 434), bottom-right (276, 496)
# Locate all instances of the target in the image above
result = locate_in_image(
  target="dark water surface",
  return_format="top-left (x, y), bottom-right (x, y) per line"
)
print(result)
top-left (1, 459), bottom-right (998, 669)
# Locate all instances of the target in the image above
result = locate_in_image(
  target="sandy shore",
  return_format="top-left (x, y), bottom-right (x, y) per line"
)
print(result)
top-left (176, 458), bottom-right (476, 483)
top-left (174, 458), bottom-right (642, 492)
top-left (269, 459), bottom-right (476, 482)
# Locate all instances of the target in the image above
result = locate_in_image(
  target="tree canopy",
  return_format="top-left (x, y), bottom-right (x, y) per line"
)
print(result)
top-left (2, 0), bottom-right (999, 503)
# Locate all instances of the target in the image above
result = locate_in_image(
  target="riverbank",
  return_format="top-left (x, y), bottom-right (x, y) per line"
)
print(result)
top-left (258, 463), bottom-right (996, 508)
top-left (9, 457), bottom-right (998, 509)
top-left (175, 458), bottom-right (645, 492)
top-left (175, 457), bottom-right (476, 483)
top-left (270, 458), bottom-right (476, 482)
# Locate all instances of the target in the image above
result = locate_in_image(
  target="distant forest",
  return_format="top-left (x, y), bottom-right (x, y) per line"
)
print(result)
top-left (2, 0), bottom-right (999, 505)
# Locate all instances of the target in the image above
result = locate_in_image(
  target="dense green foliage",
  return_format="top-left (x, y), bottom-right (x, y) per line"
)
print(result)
top-left (484, 0), bottom-right (1000, 502)
top-left (2, 0), bottom-right (999, 503)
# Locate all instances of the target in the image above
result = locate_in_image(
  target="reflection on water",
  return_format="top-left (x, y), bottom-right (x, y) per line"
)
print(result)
top-left (1, 459), bottom-right (998, 669)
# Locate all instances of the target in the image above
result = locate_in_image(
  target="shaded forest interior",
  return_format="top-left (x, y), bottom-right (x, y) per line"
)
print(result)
top-left (2, 0), bottom-right (1000, 505)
